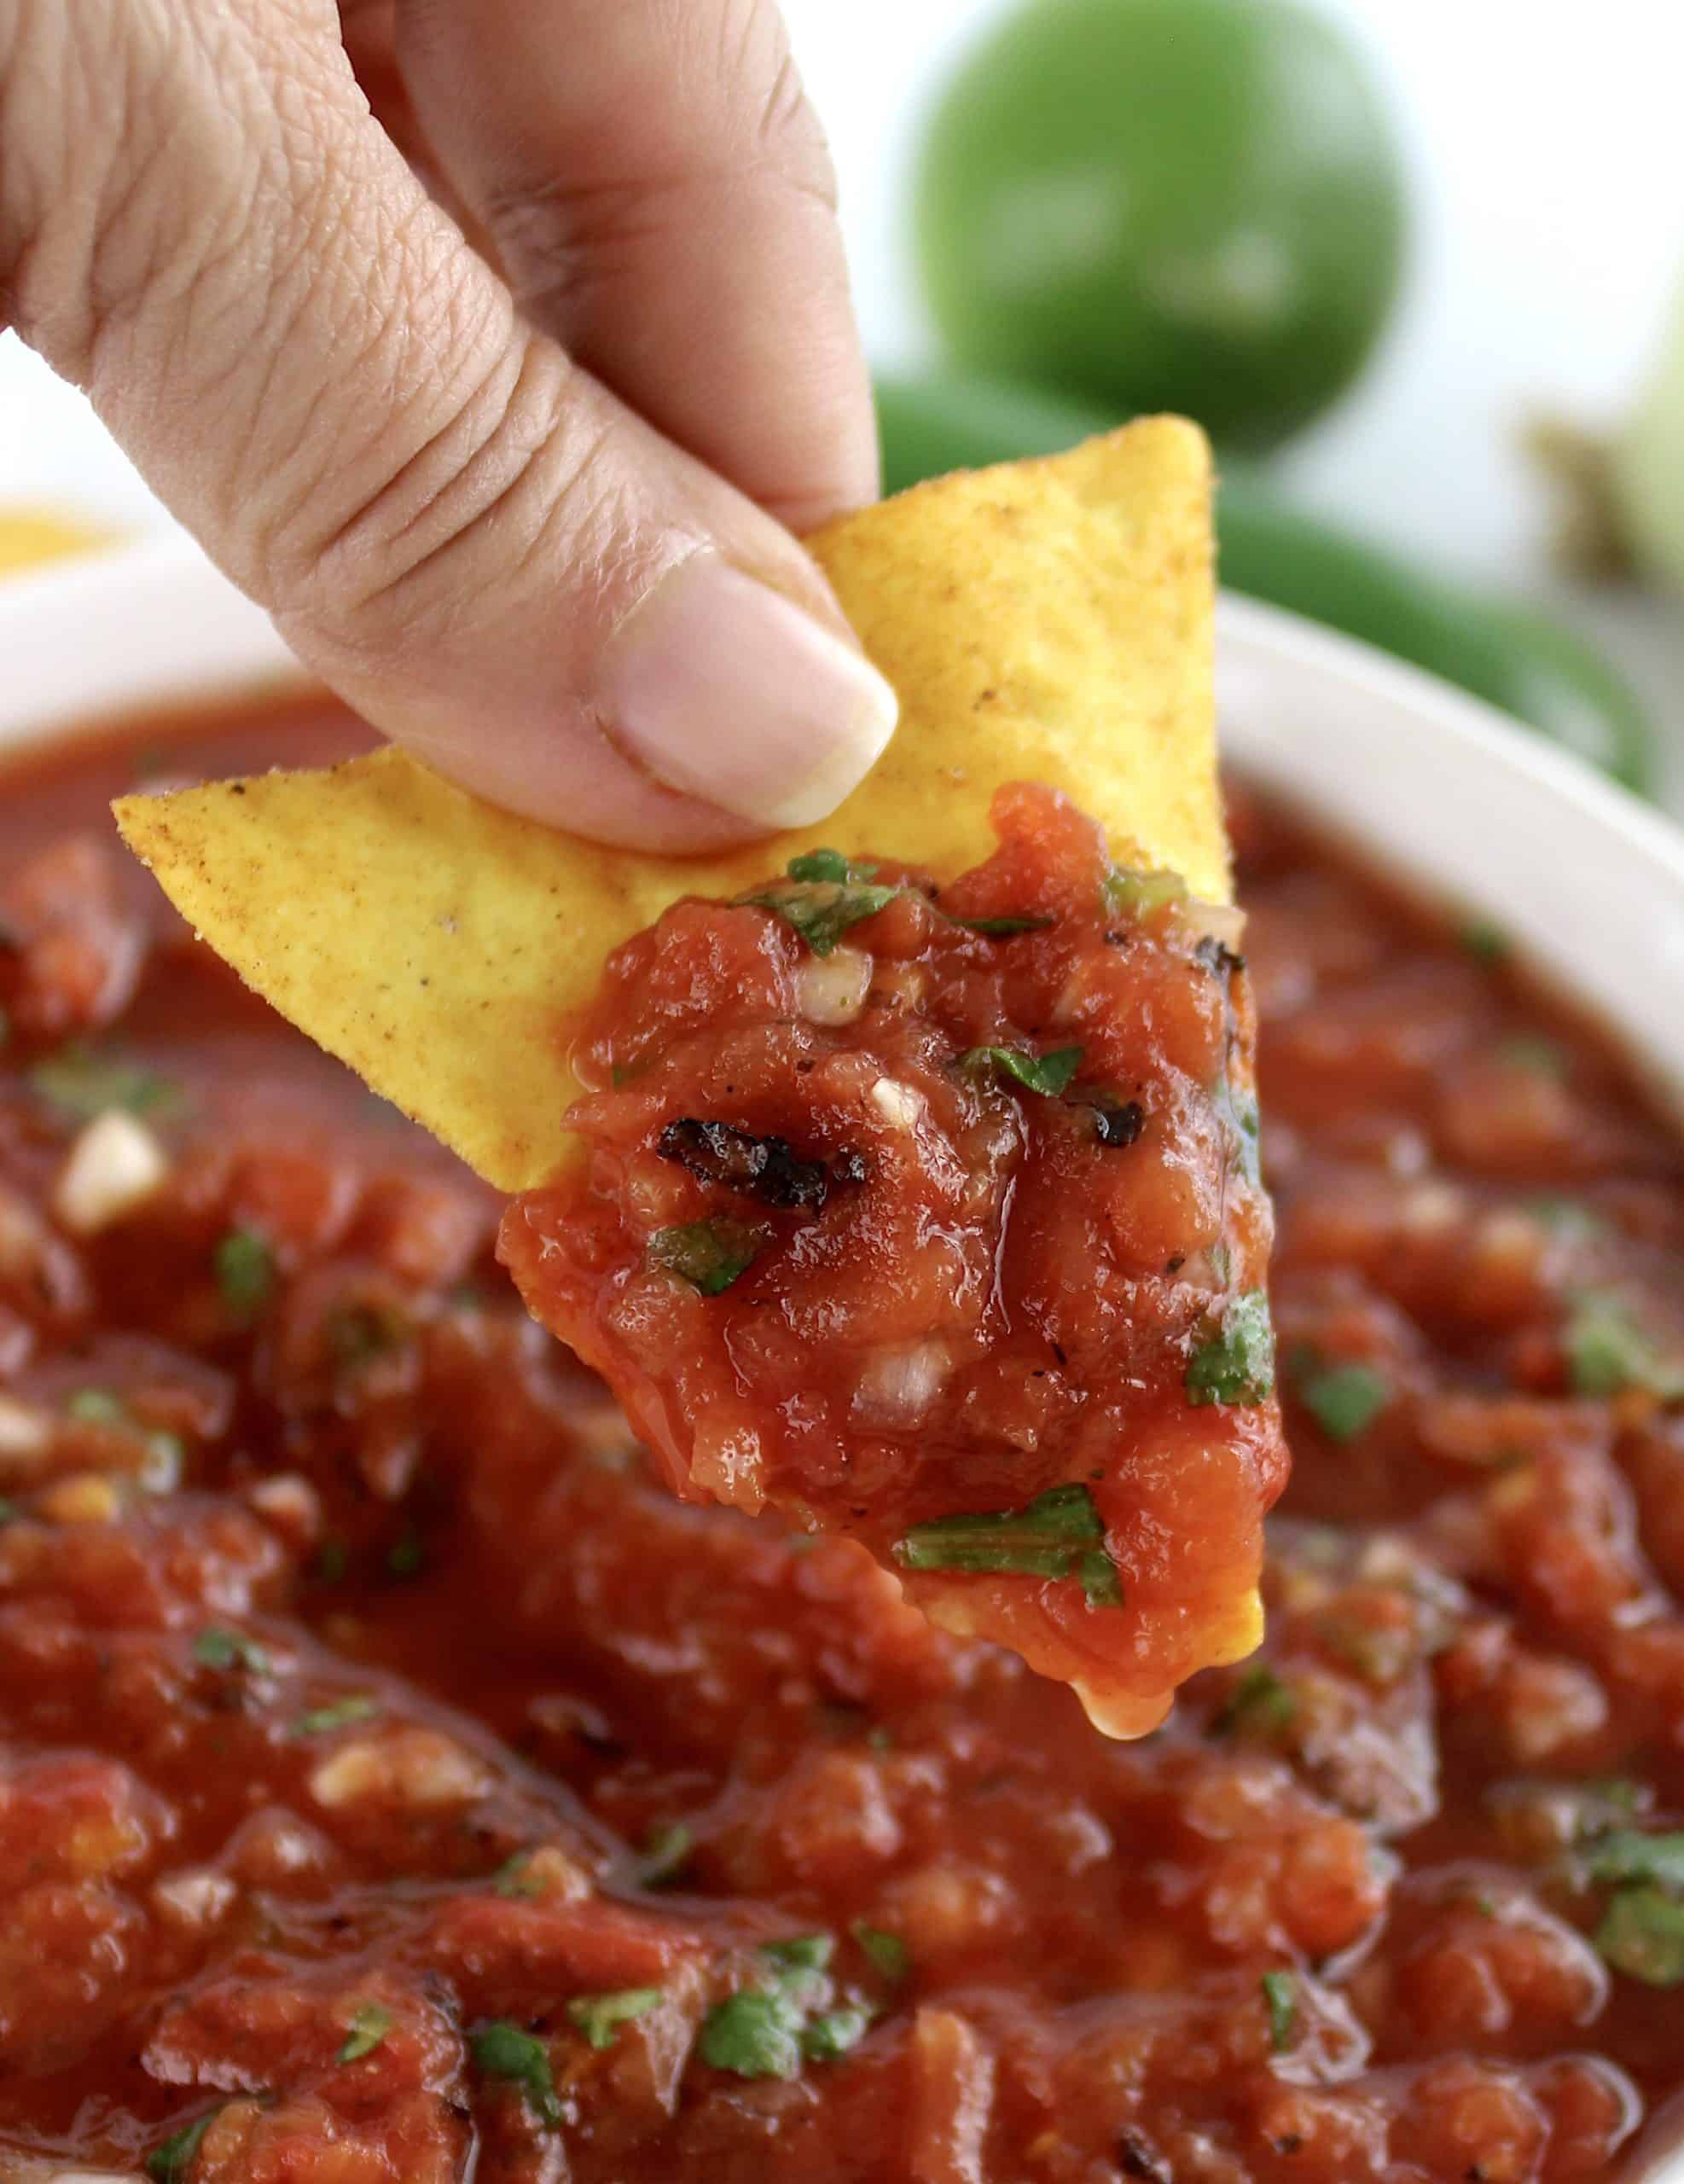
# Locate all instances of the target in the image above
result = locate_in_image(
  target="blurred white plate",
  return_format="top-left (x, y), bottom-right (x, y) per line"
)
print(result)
top-left (0, 540), bottom-right (1681, 2180)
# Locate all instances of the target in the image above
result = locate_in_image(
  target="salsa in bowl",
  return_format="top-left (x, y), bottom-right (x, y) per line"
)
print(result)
top-left (0, 553), bottom-right (1683, 2181)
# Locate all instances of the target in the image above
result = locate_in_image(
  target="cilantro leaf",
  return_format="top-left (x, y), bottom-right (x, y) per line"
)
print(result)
top-left (640, 1819), bottom-right (694, 1888)
top-left (762, 1933), bottom-right (833, 1972)
top-left (958, 1045), bottom-right (1084, 1098)
top-left (472, 2019), bottom-right (563, 2124)
top-left (192, 1626), bottom-right (270, 1676)
top-left (566, 1986), bottom-right (663, 2050)
top-left (1186, 1291), bottom-right (1276, 1408)
top-left (740, 877), bottom-right (898, 956)
top-left (145, 2110), bottom-right (218, 2181)
top-left (1565, 1291), bottom-right (1684, 1401)
top-left (802, 2005), bottom-right (873, 2060)
top-left (31, 1043), bottom-right (186, 1123)
top-left (699, 1986), bottom-right (805, 2080)
top-left (893, 1482), bottom-right (1121, 1607)
top-left (339, 2001), bottom-right (392, 2064)
top-left (215, 1227), bottom-right (276, 1317)
top-left (1595, 1885), bottom-right (1684, 1986)
top-left (1459, 919), bottom-right (1511, 965)
top-left (952, 912), bottom-right (1055, 937)
top-left (786, 849), bottom-right (879, 884)
top-left (1212, 1664), bottom-right (1298, 1741)
top-left (492, 1852), bottom-right (543, 1899)
top-left (851, 1921), bottom-right (909, 1984)
top-left (1261, 1969), bottom-right (1298, 2051)
top-left (289, 1694), bottom-right (380, 1738)
top-left (650, 1219), bottom-right (760, 1296)
top-left (1292, 1356), bottom-right (1391, 1443)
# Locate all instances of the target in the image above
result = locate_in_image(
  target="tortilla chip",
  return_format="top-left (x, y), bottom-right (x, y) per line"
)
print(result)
top-left (115, 419), bottom-right (1221, 1191)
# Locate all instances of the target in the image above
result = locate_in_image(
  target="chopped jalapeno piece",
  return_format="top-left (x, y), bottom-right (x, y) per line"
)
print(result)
top-left (472, 2019), bottom-right (563, 2124)
top-left (338, 2001), bottom-right (392, 2064)
top-left (1187, 1291), bottom-right (1276, 1408)
top-left (192, 1626), bottom-right (269, 1676)
top-left (1595, 1885), bottom-right (1684, 1987)
top-left (893, 1482), bottom-right (1122, 1608)
top-left (1104, 865), bottom-right (1187, 918)
top-left (566, 1987), bottom-right (663, 2050)
top-left (958, 1044), bottom-right (1084, 1097)
top-left (1261, 1969), bottom-right (1298, 2051)
top-left (289, 1694), bottom-right (380, 1738)
top-left (649, 1218), bottom-right (760, 1296)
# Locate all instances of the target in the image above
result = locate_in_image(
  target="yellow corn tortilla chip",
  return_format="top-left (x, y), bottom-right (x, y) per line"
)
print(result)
top-left (115, 418), bottom-right (1222, 1192)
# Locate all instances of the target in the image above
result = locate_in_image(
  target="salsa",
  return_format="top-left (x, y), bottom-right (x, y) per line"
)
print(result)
top-left (2, 695), bottom-right (1684, 2181)
top-left (499, 783), bottom-right (1285, 1739)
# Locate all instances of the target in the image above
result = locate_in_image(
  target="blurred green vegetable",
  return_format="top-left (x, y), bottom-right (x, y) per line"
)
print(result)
top-left (876, 372), bottom-right (1658, 796)
top-left (913, 0), bottom-right (1408, 455)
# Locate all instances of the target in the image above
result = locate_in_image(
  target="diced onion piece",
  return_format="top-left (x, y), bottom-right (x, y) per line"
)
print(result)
top-left (854, 1339), bottom-right (951, 1427)
top-left (51, 1112), bottom-right (170, 1235)
top-left (1188, 899), bottom-right (1248, 952)
top-left (0, 1393), bottom-right (52, 1465)
top-left (310, 1728), bottom-right (491, 1810)
top-left (795, 946), bottom-right (872, 1025)
top-left (247, 1472), bottom-right (322, 1543)
top-left (152, 1867), bottom-right (237, 1927)
top-left (869, 1077), bottom-right (926, 1132)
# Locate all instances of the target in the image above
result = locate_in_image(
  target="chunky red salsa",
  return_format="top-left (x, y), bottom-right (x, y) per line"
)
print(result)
top-left (499, 784), bottom-right (1284, 1739)
top-left (3, 696), bottom-right (1684, 2182)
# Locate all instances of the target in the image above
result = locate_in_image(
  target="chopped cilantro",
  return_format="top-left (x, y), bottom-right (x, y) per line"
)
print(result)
top-left (740, 875), bottom-right (898, 956)
top-left (290, 1694), bottom-right (380, 1738)
top-left (952, 912), bottom-right (1055, 936)
top-left (762, 1933), bottom-right (833, 1972)
top-left (215, 1227), bottom-right (276, 1317)
top-left (650, 1219), bottom-right (759, 1296)
top-left (958, 1044), bottom-right (1084, 1098)
top-left (1186, 1291), bottom-right (1276, 1408)
top-left (338, 2001), bottom-right (392, 2064)
top-left (1261, 1969), bottom-right (1298, 2051)
top-left (700, 1986), bottom-right (805, 2080)
top-left (386, 1527), bottom-right (424, 1580)
top-left (192, 1626), bottom-right (269, 1676)
top-left (802, 2005), bottom-right (873, 2059)
top-left (1104, 865), bottom-right (1186, 919)
top-left (1581, 1831), bottom-right (1684, 1894)
top-left (30, 1043), bottom-right (185, 1123)
top-left (640, 1820), bottom-right (694, 1888)
top-left (1212, 1664), bottom-right (1298, 1740)
top-left (787, 849), bottom-right (879, 884)
top-left (893, 1482), bottom-right (1121, 1608)
top-left (851, 1921), bottom-right (909, 1984)
top-left (1293, 1356), bottom-right (1391, 1443)
top-left (1459, 919), bottom-right (1511, 965)
top-left (566, 1986), bottom-right (663, 2050)
top-left (472, 2019), bottom-right (563, 2125)
top-left (1594, 1885), bottom-right (1684, 1987)
top-left (1527, 1195), bottom-right (1605, 1241)
top-left (1565, 1292), bottom-right (1684, 1401)
top-left (145, 2110), bottom-right (218, 2181)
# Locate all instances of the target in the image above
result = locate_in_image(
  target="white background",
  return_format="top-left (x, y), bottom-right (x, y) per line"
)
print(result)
top-left (4, 0), bottom-right (1684, 754)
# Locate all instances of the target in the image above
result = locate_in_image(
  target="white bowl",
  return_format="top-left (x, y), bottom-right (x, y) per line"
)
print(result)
top-left (1, 541), bottom-right (1682, 2180)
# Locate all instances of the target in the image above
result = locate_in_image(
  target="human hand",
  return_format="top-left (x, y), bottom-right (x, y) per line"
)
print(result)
top-left (0, 0), bottom-right (897, 849)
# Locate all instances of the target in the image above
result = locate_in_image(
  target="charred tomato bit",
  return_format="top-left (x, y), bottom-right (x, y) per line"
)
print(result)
top-left (894, 1483), bottom-right (1123, 1609)
top-left (1091, 1097), bottom-right (1146, 1147)
top-left (656, 1119), bottom-right (838, 1213)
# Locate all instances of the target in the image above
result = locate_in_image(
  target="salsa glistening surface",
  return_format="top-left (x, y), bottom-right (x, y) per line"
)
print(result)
top-left (5, 697), bottom-right (1684, 2181)
top-left (501, 783), bottom-right (1283, 1740)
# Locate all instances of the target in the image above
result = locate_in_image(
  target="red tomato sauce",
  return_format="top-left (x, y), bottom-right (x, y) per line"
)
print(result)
top-left (0, 696), bottom-right (1682, 2182)
top-left (500, 784), bottom-right (1285, 1740)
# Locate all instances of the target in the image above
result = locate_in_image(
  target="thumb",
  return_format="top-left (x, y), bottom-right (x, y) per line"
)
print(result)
top-left (0, 0), bottom-right (897, 851)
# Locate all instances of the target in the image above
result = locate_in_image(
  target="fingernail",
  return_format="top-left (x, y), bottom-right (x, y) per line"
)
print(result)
top-left (599, 555), bottom-right (898, 828)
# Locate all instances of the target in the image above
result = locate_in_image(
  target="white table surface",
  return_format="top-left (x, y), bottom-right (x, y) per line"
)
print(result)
top-left (3, 0), bottom-right (1683, 797)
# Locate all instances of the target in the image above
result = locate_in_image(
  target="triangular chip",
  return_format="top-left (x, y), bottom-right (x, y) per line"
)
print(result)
top-left (115, 420), bottom-right (1221, 1193)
